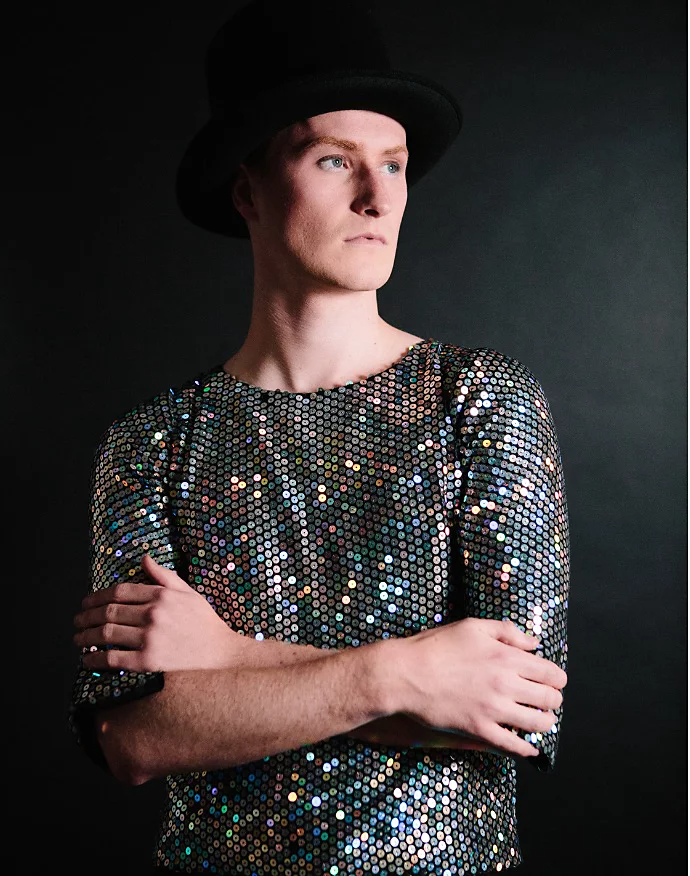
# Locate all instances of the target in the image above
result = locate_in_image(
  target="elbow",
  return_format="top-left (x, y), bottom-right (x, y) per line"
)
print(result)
top-left (94, 709), bottom-right (155, 787)
top-left (111, 761), bottom-right (151, 787)
top-left (112, 755), bottom-right (153, 787)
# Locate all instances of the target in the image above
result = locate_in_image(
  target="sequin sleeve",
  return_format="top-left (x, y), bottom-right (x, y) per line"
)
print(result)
top-left (448, 348), bottom-right (570, 772)
top-left (68, 389), bottom-right (185, 771)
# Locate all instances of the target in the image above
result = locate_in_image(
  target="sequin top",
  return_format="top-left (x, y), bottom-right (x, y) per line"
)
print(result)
top-left (70, 338), bottom-right (569, 875)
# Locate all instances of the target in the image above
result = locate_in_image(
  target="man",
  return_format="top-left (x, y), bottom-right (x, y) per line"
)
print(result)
top-left (70, 2), bottom-right (569, 873)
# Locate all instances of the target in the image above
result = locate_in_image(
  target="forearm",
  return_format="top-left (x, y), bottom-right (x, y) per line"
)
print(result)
top-left (234, 633), bottom-right (332, 670)
top-left (96, 637), bottom-right (395, 785)
top-left (234, 634), bottom-right (493, 752)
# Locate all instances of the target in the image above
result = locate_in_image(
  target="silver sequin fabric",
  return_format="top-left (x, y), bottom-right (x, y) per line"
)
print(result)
top-left (70, 338), bottom-right (569, 874)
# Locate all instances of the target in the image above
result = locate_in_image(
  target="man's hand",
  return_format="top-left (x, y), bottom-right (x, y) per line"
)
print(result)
top-left (395, 617), bottom-right (567, 759)
top-left (73, 554), bottom-right (246, 671)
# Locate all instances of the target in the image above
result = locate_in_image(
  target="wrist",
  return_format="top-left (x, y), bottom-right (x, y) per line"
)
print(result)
top-left (363, 638), bottom-right (405, 719)
top-left (382, 634), bottom-right (424, 718)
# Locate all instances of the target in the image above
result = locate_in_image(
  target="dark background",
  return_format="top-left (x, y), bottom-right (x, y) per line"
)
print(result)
top-left (7, 0), bottom-right (686, 873)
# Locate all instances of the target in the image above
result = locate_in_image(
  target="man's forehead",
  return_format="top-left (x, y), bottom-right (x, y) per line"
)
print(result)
top-left (278, 117), bottom-right (329, 147)
top-left (273, 116), bottom-right (407, 158)
top-left (284, 114), bottom-right (404, 140)
top-left (288, 118), bottom-right (316, 137)
top-left (272, 119), bottom-right (310, 148)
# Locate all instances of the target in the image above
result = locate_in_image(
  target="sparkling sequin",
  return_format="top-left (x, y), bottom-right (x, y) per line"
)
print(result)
top-left (70, 339), bottom-right (569, 874)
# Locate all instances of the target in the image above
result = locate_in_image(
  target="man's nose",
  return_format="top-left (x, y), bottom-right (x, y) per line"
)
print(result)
top-left (351, 168), bottom-right (393, 216)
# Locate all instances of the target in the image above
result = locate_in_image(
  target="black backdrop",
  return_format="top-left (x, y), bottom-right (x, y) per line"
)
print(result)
top-left (7, 1), bottom-right (686, 873)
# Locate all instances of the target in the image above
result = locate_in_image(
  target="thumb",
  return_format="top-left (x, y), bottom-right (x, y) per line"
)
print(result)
top-left (495, 618), bottom-right (540, 650)
top-left (141, 553), bottom-right (190, 590)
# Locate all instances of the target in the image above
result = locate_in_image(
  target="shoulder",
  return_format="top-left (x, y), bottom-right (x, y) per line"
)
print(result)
top-left (437, 341), bottom-right (549, 404)
top-left (437, 343), bottom-right (563, 455)
top-left (93, 363), bottom-right (220, 456)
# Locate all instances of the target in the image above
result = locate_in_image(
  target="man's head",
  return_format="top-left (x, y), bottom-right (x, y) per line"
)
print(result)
top-left (230, 109), bottom-right (408, 296)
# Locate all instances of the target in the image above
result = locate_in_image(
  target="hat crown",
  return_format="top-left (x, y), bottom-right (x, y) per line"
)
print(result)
top-left (176, 0), bottom-right (462, 237)
top-left (206, 0), bottom-right (391, 116)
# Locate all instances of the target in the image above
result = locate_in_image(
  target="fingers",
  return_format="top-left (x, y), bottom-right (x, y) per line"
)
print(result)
top-left (80, 582), bottom-right (161, 611)
top-left (75, 623), bottom-right (143, 650)
top-left (520, 652), bottom-right (568, 690)
top-left (81, 646), bottom-right (154, 673)
top-left (493, 620), bottom-right (568, 690)
top-left (481, 724), bottom-right (541, 759)
top-left (74, 603), bottom-right (149, 631)
top-left (493, 618), bottom-right (540, 650)
top-left (514, 677), bottom-right (563, 712)
top-left (78, 554), bottom-right (188, 612)
top-left (435, 729), bottom-right (534, 759)
top-left (502, 703), bottom-right (557, 736)
top-left (141, 553), bottom-right (189, 590)
top-left (74, 596), bottom-right (155, 655)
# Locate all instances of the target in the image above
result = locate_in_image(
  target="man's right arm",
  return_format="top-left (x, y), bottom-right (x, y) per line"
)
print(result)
top-left (95, 636), bottom-right (395, 785)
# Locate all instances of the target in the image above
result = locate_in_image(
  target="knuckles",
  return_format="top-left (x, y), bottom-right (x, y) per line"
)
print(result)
top-left (144, 603), bottom-right (161, 624)
top-left (111, 584), bottom-right (130, 602)
top-left (101, 623), bottom-right (117, 643)
top-left (99, 651), bottom-right (117, 669)
top-left (104, 602), bottom-right (119, 623)
top-left (140, 627), bottom-right (155, 648)
top-left (488, 670), bottom-right (508, 696)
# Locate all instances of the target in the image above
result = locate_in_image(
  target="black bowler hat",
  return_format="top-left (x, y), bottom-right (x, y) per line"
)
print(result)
top-left (175, 0), bottom-right (463, 238)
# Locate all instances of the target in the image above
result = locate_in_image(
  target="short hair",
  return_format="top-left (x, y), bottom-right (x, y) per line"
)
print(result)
top-left (229, 123), bottom-right (300, 231)
top-left (242, 136), bottom-right (273, 177)
top-left (227, 135), bottom-right (274, 231)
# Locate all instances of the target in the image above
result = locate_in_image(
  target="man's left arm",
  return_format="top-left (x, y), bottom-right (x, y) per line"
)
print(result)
top-left (230, 634), bottom-right (493, 751)
top-left (450, 350), bottom-right (570, 771)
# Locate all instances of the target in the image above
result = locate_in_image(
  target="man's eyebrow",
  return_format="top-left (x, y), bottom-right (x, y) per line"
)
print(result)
top-left (293, 136), bottom-right (409, 157)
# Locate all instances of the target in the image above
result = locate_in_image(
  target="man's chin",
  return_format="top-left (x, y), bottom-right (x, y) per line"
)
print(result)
top-left (328, 254), bottom-right (394, 287)
top-left (323, 270), bottom-right (393, 293)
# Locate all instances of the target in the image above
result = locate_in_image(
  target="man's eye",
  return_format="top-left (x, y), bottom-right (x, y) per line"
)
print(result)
top-left (319, 155), bottom-right (347, 169)
top-left (318, 155), bottom-right (402, 173)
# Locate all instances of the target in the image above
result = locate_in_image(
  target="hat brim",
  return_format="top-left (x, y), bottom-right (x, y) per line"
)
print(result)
top-left (176, 69), bottom-right (462, 237)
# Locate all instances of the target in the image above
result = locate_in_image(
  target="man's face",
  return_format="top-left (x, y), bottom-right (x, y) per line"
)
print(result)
top-left (236, 109), bottom-right (408, 293)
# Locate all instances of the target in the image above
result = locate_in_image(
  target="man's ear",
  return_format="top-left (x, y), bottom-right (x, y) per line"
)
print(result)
top-left (231, 163), bottom-right (258, 222)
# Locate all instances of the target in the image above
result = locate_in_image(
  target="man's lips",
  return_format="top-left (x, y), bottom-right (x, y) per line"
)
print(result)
top-left (345, 234), bottom-right (387, 244)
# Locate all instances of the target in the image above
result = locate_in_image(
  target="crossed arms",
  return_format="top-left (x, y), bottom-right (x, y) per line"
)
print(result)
top-left (73, 554), bottom-right (535, 783)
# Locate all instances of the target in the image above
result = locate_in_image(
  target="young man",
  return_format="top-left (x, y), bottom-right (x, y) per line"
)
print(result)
top-left (70, 2), bottom-right (569, 873)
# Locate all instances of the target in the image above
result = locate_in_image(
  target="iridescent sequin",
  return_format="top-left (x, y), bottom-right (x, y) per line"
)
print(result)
top-left (70, 338), bottom-right (569, 874)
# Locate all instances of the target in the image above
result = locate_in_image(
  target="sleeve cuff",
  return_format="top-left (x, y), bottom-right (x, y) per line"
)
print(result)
top-left (69, 671), bottom-right (165, 773)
